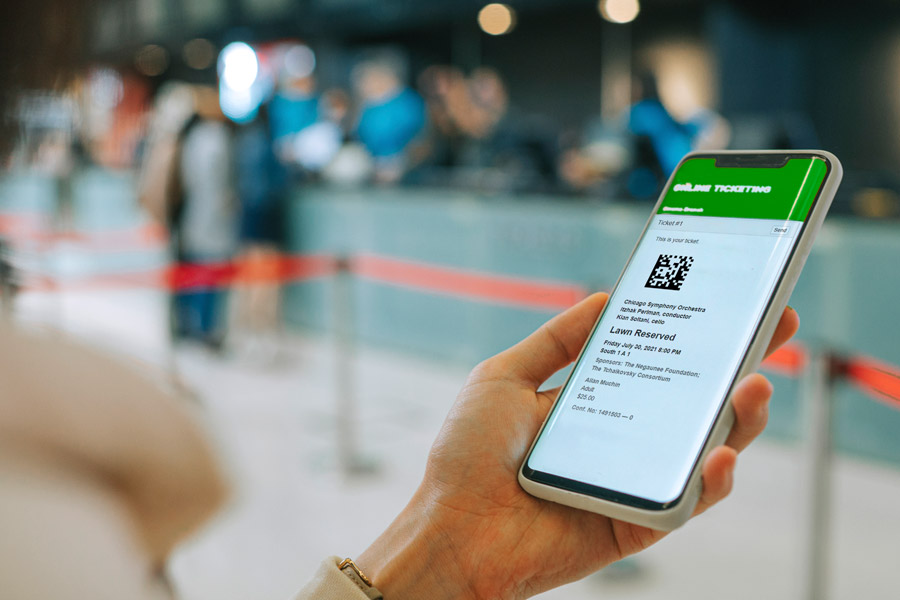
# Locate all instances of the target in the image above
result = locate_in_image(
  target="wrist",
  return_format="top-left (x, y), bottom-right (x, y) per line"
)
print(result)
top-left (356, 489), bottom-right (479, 600)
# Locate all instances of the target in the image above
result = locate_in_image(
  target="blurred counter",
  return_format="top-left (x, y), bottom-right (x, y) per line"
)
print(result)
top-left (284, 185), bottom-right (900, 465)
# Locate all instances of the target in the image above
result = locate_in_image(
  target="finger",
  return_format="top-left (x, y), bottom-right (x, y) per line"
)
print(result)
top-left (693, 445), bottom-right (737, 516)
top-left (488, 293), bottom-right (608, 388)
top-left (489, 303), bottom-right (794, 391)
top-left (763, 306), bottom-right (800, 359)
top-left (724, 373), bottom-right (772, 453)
top-left (534, 304), bottom-right (788, 395)
top-left (536, 385), bottom-right (562, 409)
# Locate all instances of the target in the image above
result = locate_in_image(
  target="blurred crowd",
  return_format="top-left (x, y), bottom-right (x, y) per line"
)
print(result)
top-left (0, 40), bottom-right (826, 351)
top-left (8, 42), bottom-right (734, 198)
top-left (8, 42), bottom-right (721, 349)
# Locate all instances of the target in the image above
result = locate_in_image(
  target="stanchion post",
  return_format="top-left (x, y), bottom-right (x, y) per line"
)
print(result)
top-left (333, 255), bottom-right (377, 477)
top-left (0, 238), bottom-right (14, 322)
top-left (162, 254), bottom-right (198, 403)
top-left (802, 347), bottom-right (837, 600)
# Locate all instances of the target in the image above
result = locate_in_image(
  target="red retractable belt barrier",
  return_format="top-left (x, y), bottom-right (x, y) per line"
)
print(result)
top-left (350, 253), bottom-right (588, 312)
top-left (0, 214), bottom-right (48, 243)
top-left (168, 262), bottom-right (237, 291)
top-left (19, 254), bottom-right (342, 293)
top-left (840, 356), bottom-right (900, 407)
top-left (168, 254), bottom-right (340, 290)
top-left (761, 343), bottom-right (809, 378)
top-left (275, 254), bottom-right (341, 282)
top-left (0, 214), bottom-right (41, 232)
top-left (0, 220), bottom-right (167, 251)
top-left (5, 219), bottom-right (900, 405)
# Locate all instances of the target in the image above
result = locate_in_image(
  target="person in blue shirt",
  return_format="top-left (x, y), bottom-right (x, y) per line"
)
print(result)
top-left (269, 90), bottom-right (318, 145)
top-left (269, 46), bottom-right (321, 166)
top-left (627, 71), bottom-right (697, 197)
top-left (352, 51), bottom-right (426, 182)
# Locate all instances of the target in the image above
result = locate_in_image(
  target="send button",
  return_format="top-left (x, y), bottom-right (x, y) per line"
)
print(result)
top-left (771, 225), bottom-right (792, 235)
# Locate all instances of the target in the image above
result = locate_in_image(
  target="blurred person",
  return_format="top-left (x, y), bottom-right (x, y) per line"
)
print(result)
top-left (174, 85), bottom-right (239, 350)
top-left (403, 65), bottom-right (467, 185)
top-left (137, 82), bottom-right (207, 375)
top-left (320, 87), bottom-right (374, 186)
top-left (0, 295), bottom-right (799, 600)
top-left (233, 105), bottom-right (288, 362)
top-left (351, 49), bottom-right (426, 183)
top-left (447, 68), bottom-right (560, 192)
top-left (321, 87), bottom-right (376, 186)
top-left (321, 87), bottom-right (353, 138)
top-left (558, 118), bottom-right (633, 196)
top-left (448, 67), bottom-right (508, 140)
top-left (270, 45), bottom-right (320, 163)
top-left (268, 43), bottom-right (347, 177)
top-left (138, 83), bottom-right (196, 225)
top-left (686, 107), bottom-right (731, 152)
top-left (559, 71), bottom-right (729, 198)
top-left (626, 71), bottom-right (697, 198)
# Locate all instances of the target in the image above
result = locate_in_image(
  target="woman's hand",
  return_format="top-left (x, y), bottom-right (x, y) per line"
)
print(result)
top-left (359, 293), bottom-right (799, 600)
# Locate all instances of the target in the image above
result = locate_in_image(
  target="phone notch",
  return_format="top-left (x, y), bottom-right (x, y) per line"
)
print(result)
top-left (714, 154), bottom-right (790, 168)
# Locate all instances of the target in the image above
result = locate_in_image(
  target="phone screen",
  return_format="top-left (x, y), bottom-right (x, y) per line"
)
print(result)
top-left (523, 155), bottom-right (830, 507)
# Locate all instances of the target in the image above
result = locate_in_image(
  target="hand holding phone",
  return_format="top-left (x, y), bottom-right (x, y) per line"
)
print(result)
top-left (519, 151), bottom-right (842, 530)
top-left (357, 294), bottom-right (798, 600)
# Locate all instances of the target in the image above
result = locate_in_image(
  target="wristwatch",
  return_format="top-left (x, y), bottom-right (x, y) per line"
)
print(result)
top-left (339, 557), bottom-right (384, 600)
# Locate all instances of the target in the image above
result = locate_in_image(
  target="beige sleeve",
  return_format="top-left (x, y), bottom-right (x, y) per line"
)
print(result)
top-left (293, 557), bottom-right (373, 600)
top-left (0, 323), bottom-right (228, 599)
top-left (0, 323), bottom-right (228, 563)
top-left (0, 453), bottom-right (174, 600)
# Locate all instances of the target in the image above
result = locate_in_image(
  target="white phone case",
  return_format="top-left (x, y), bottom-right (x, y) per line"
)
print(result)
top-left (518, 150), bottom-right (843, 531)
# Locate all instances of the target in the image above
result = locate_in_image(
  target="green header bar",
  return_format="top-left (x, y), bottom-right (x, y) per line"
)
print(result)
top-left (658, 157), bottom-right (828, 221)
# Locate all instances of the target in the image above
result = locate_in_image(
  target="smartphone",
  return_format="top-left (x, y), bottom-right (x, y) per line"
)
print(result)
top-left (518, 150), bottom-right (842, 531)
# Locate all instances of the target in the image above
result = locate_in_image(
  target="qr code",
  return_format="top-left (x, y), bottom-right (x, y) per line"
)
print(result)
top-left (645, 255), bottom-right (694, 291)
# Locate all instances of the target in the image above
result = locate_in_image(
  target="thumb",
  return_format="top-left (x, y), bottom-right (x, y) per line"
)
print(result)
top-left (492, 292), bottom-right (608, 389)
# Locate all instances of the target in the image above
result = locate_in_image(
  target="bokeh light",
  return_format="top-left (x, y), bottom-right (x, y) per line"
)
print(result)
top-left (478, 3), bottom-right (516, 36)
top-left (134, 44), bottom-right (169, 77)
top-left (282, 44), bottom-right (316, 80)
top-left (218, 42), bottom-right (263, 122)
top-left (183, 38), bottom-right (216, 70)
top-left (218, 42), bottom-right (259, 92)
top-left (598, 0), bottom-right (640, 24)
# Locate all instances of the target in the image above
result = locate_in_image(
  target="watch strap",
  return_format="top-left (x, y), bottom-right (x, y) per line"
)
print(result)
top-left (338, 558), bottom-right (383, 600)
